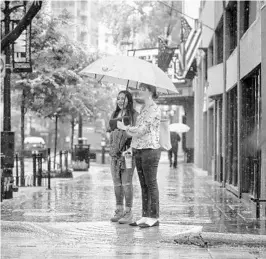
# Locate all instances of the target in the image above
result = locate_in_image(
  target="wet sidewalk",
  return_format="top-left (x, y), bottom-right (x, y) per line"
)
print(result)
top-left (1, 152), bottom-right (266, 258)
top-left (2, 153), bottom-right (265, 234)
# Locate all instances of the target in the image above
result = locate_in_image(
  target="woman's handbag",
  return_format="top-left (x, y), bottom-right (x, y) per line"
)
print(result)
top-left (159, 119), bottom-right (172, 150)
top-left (109, 129), bottom-right (128, 157)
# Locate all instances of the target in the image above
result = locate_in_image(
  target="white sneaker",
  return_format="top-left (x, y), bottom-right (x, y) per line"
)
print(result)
top-left (129, 217), bottom-right (148, 226)
top-left (145, 217), bottom-right (159, 226)
top-left (136, 217), bottom-right (148, 225)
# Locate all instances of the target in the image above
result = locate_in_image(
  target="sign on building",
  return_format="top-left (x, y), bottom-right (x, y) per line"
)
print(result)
top-left (11, 20), bottom-right (32, 73)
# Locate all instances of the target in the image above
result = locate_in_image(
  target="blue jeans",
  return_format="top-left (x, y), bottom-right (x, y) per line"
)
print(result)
top-left (133, 148), bottom-right (161, 218)
top-left (110, 157), bottom-right (135, 208)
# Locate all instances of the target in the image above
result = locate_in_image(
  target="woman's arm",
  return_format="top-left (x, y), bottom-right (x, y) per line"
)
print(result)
top-left (124, 110), bottom-right (139, 138)
top-left (126, 108), bottom-right (160, 137)
top-left (132, 110), bottom-right (138, 126)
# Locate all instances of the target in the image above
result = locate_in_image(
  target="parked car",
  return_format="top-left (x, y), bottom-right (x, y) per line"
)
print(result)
top-left (23, 136), bottom-right (47, 158)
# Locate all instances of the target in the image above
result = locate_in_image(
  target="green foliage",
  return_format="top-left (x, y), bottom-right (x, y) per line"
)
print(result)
top-left (11, 7), bottom-right (98, 121)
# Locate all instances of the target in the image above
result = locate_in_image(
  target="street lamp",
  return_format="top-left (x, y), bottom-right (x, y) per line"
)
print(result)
top-left (1, 1), bottom-right (32, 200)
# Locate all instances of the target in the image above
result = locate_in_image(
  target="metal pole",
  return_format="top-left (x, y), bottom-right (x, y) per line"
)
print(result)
top-left (54, 114), bottom-right (58, 170)
top-left (3, 1), bottom-right (11, 132)
top-left (15, 153), bottom-right (19, 186)
top-left (2, 1), bottom-right (13, 200)
top-left (87, 146), bottom-right (90, 168)
top-left (59, 150), bottom-right (62, 173)
top-left (101, 146), bottom-right (105, 164)
top-left (78, 113), bottom-right (83, 145)
top-left (47, 148), bottom-right (51, 190)
top-left (37, 153), bottom-right (42, 186)
top-left (33, 152), bottom-right (36, 186)
top-left (65, 150), bottom-right (68, 171)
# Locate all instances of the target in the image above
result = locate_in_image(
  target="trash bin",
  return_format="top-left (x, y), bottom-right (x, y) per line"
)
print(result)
top-left (74, 144), bottom-right (90, 168)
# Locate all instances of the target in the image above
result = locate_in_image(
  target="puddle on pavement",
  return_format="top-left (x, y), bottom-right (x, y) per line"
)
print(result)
top-left (1, 163), bottom-right (266, 235)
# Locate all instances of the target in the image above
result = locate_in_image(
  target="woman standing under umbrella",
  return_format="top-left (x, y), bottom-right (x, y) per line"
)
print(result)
top-left (118, 83), bottom-right (161, 228)
top-left (108, 91), bottom-right (138, 224)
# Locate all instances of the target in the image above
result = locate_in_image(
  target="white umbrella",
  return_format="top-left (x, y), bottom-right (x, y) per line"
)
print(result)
top-left (80, 55), bottom-right (178, 94)
top-left (169, 123), bottom-right (190, 133)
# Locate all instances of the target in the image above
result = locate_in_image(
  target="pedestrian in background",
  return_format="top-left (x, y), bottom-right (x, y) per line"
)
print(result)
top-left (108, 90), bottom-right (137, 224)
top-left (168, 131), bottom-right (181, 168)
top-left (118, 83), bottom-right (161, 228)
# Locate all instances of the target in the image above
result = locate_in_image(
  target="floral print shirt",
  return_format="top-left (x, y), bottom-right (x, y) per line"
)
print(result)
top-left (126, 102), bottom-right (161, 149)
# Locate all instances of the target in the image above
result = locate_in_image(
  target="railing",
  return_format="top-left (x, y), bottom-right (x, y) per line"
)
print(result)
top-left (4, 149), bottom-right (71, 188)
top-left (1, 145), bottom-right (109, 201)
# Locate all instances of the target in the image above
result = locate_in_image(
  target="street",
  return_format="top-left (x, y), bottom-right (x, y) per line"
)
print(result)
top-left (1, 154), bottom-right (266, 258)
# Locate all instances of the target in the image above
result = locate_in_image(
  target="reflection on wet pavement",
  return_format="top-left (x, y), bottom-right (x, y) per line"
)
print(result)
top-left (1, 158), bottom-right (266, 235)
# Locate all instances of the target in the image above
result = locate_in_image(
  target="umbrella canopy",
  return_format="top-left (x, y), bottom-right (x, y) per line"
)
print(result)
top-left (80, 55), bottom-right (178, 93)
top-left (169, 123), bottom-right (190, 133)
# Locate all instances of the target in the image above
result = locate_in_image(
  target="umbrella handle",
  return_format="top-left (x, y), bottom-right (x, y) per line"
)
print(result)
top-left (121, 80), bottom-right (130, 116)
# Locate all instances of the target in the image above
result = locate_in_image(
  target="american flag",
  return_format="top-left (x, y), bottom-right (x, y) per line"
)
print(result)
top-left (177, 16), bottom-right (202, 80)
top-left (157, 36), bottom-right (175, 72)
top-left (181, 16), bottom-right (192, 42)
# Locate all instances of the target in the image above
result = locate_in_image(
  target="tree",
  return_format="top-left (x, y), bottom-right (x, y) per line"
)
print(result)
top-left (11, 7), bottom-right (97, 177)
top-left (98, 0), bottom-right (182, 48)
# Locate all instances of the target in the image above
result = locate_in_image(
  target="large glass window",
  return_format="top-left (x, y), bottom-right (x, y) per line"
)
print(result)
top-left (242, 1), bottom-right (257, 36)
top-left (215, 22), bottom-right (223, 65)
top-left (208, 40), bottom-right (214, 68)
top-left (227, 1), bottom-right (237, 55)
top-left (226, 86), bottom-right (238, 187)
top-left (241, 67), bottom-right (261, 196)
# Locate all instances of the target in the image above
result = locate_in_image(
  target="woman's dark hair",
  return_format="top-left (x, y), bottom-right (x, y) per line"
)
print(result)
top-left (113, 90), bottom-right (135, 124)
top-left (139, 83), bottom-right (159, 99)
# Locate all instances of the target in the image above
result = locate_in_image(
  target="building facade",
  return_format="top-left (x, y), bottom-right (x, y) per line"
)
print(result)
top-left (194, 0), bottom-right (266, 218)
top-left (49, 0), bottom-right (98, 50)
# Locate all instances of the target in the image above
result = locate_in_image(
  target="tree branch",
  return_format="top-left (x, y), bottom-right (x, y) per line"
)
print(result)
top-left (1, 1), bottom-right (43, 50)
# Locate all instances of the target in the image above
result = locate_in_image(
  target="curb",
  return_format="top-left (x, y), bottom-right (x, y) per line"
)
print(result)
top-left (174, 231), bottom-right (266, 247)
top-left (201, 232), bottom-right (266, 246)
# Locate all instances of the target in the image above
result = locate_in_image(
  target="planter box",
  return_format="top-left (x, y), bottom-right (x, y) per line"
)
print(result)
top-left (72, 161), bottom-right (89, 172)
top-left (72, 168), bottom-right (88, 172)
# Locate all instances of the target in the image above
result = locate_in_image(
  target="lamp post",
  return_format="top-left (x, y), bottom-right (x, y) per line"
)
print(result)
top-left (1, 1), bottom-right (29, 199)
top-left (53, 112), bottom-right (58, 170)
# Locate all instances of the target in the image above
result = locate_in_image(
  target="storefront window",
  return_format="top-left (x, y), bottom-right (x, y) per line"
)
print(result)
top-left (241, 67), bottom-right (261, 195)
top-left (226, 86), bottom-right (238, 187)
